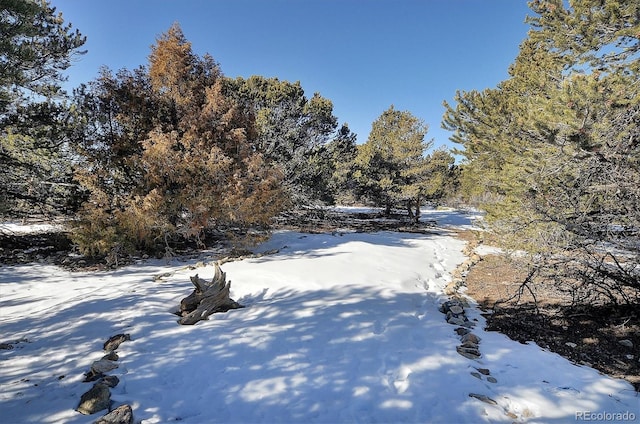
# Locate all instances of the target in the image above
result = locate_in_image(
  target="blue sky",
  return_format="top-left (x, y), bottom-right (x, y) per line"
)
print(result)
top-left (52, 0), bottom-right (533, 150)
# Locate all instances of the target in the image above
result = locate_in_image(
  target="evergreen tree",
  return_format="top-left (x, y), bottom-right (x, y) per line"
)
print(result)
top-left (326, 123), bottom-right (359, 204)
top-left (354, 106), bottom-right (431, 218)
top-left (225, 76), bottom-right (339, 204)
top-left (72, 24), bottom-right (286, 256)
top-left (443, 0), bottom-right (640, 304)
top-left (0, 0), bottom-right (85, 216)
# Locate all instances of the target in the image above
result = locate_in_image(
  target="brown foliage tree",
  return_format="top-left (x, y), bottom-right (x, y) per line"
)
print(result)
top-left (73, 24), bottom-right (286, 257)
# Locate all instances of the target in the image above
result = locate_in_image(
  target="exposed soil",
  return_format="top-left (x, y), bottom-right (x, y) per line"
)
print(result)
top-left (461, 241), bottom-right (640, 392)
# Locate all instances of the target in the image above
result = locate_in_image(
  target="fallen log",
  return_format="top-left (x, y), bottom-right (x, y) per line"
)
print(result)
top-left (178, 263), bottom-right (243, 325)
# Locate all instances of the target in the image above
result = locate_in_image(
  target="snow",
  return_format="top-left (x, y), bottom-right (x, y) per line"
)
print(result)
top-left (0, 221), bottom-right (64, 235)
top-left (0, 209), bottom-right (637, 423)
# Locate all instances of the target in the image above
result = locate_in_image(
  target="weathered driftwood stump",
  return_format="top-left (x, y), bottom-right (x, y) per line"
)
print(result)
top-left (178, 263), bottom-right (243, 325)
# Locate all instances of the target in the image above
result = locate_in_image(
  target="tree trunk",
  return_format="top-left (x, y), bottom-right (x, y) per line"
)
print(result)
top-left (178, 263), bottom-right (243, 325)
top-left (407, 200), bottom-right (414, 221)
top-left (413, 195), bottom-right (421, 224)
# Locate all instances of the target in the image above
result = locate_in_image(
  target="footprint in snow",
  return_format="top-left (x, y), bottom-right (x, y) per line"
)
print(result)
top-left (373, 320), bottom-right (386, 335)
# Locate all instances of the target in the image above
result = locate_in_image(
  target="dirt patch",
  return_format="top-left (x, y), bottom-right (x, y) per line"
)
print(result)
top-left (463, 251), bottom-right (640, 391)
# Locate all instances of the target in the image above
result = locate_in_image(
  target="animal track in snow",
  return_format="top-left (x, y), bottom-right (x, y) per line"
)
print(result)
top-left (373, 320), bottom-right (386, 335)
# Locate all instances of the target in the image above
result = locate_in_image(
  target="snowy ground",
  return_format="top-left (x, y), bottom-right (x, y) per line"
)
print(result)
top-left (0, 209), bottom-right (637, 423)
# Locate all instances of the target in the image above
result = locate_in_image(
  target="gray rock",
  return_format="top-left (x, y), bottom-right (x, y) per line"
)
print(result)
top-left (469, 393), bottom-right (498, 405)
top-left (100, 375), bottom-right (120, 388)
top-left (487, 376), bottom-right (498, 384)
top-left (447, 316), bottom-right (467, 326)
top-left (470, 372), bottom-right (482, 380)
top-left (461, 333), bottom-right (481, 344)
top-left (102, 351), bottom-right (119, 361)
top-left (565, 342), bottom-right (577, 348)
top-left (449, 305), bottom-right (464, 315)
top-left (461, 340), bottom-right (479, 349)
top-left (455, 328), bottom-right (471, 336)
top-left (91, 359), bottom-right (119, 375)
top-left (77, 383), bottom-right (111, 415)
top-left (103, 334), bottom-right (131, 352)
top-left (476, 368), bottom-right (490, 375)
top-left (618, 339), bottom-right (633, 348)
top-left (93, 404), bottom-right (133, 424)
top-left (457, 346), bottom-right (481, 359)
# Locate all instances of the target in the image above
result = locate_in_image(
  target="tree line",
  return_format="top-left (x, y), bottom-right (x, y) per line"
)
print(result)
top-left (1, 2), bottom-right (456, 257)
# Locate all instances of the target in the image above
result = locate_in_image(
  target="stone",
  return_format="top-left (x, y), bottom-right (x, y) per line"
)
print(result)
top-left (487, 376), bottom-right (498, 384)
top-left (457, 346), bottom-right (481, 359)
top-left (77, 383), bottom-right (111, 415)
top-left (93, 404), bottom-right (133, 424)
top-left (0, 343), bottom-right (14, 350)
top-left (102, 351), bottom-right (119, 361)
top-left (100, 375), bottom-right (120, 388)
top-left (447, 316), bottom-right (467, 326)
top-left (565, 342), bottom-right (577, 348)
top-left (84, 370), bottom-right (104, 382)
top-left (461, 341), bottom-right (479, 349)
top-left (618, 339), bottom-right (633, 348)
top-left (441, 300), bottom-right (460, 313)
top-left (103, 334), bottom-right (131, 352)
top-left (449, 305), bottom-right (464, 315)
top-left (469, 393), bottom-right (498, 405)
top-left (455, 328), bottom-right (471, 336)
top-left (461, 333), bottom-right (481, 344)
top-left (471, 372), bottom-right (482, 380)
top-left (91, 359), bottom-right (119, 375)
top-left (476, 368), bottom-right (490, 375)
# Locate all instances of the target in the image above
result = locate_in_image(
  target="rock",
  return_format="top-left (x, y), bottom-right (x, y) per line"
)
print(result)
top-left (457, 346), bottom-right (481, 359)
top-left (100, 375), bottom-right (120, 388)
top-left (103, 334), bottom-right (131, 352)
top-left (77, 383), bottom-right (111, 415)
top-left (461, 341), bottom-right (479, 350)
top-left (447, 316), bottom-right (467, 326)
top-left (455, 328), bottom-right (471, 336)
top-left (84, 370), bottom-right (104, 382)
top-left (102, 351), bottom-right (119, 361)
top-left (487, 376), bottom-right (498, 384)
top-left (471, 372), bottom-right (482, 380)
top-left (476, 368), bottom-right (490, 375)
top-left (91, 359), bottom-right (119, 375)
top-left (565, 342), bottom-right (577, 348)
top-left (461, 333), bottom-right (481, 344)
top-left (618, 339), bottom-right (633, 348)
top-left (449, 305), bottom-right (464, 315)
top-left (469, 393), bottom-right (498, 405)
top-left (93, 404), bottom-right (133, 424)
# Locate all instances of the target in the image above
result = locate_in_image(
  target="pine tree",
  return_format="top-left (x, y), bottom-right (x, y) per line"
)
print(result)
top-left (0, 0), bottom-right (85, 216)
top-left (354, 106), bottom-right (431, 218)
top-left (72, 24), bottom-right (286, 256)
top-left (326, 123), bottom-right (359, 204)
top-left (442, 0), bottom-right (640, 304)
top-left (225, 76), bottom-right (339, 204)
